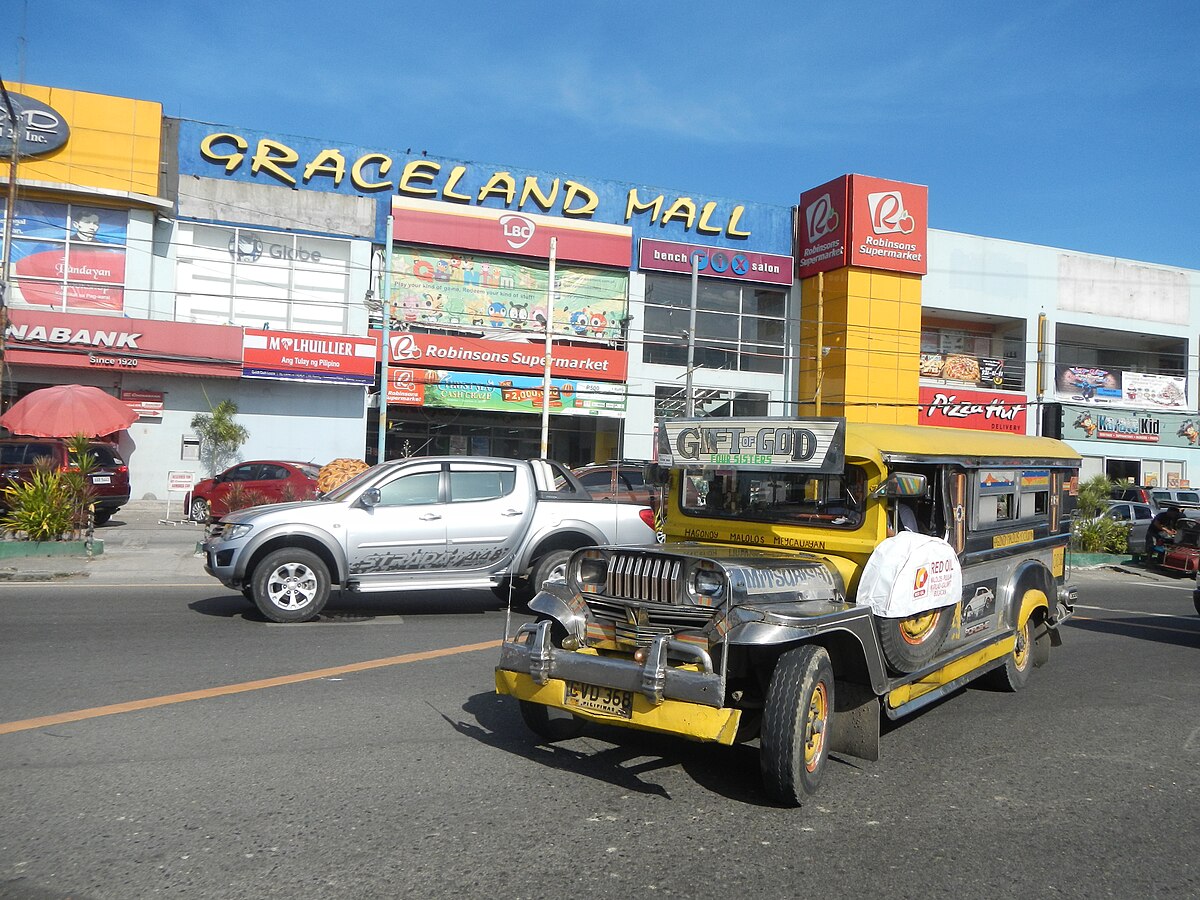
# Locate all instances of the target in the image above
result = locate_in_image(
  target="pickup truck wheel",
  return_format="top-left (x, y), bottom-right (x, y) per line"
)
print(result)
top-left (761, 644), bottom-right (834, 807)
top-left (529, 549), bottom-right (574, 596)
top-left (189, 498), bottom-right (210, 523)
top-left (252, 549), bottom-right (330, 623)
top-left (877, 606), bottom-right (952, 674)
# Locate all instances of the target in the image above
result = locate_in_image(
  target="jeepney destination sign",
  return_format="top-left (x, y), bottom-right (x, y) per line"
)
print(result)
top-left (659, 417), bottom-right (847, 473)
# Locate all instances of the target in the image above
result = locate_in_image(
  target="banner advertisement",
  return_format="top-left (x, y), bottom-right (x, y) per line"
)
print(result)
top-left (379, 330), bottom-right (628, 383)
top-left (387, 247), bottom-right (629, 342)
top-left (919, 353), bottom-right (1005, 388)
top-left (385, 368), bottom-right (626, 417)
top-left (390, 197), bottom-right (631, 268)
top-left (1, 200), bottom-right (128, 311)
top-left (918, 387), bottom-right (1028, 433)
top-left (121, 390), bottom-right (164, 419)
top-left (242, 329), bottom-right (378, 385)
top-left (637, 238), bottom-right (794, 287)
top-left (1055, 366), bottom-right (1188, 409)
top-left (1060, 403), bottom-right (1200, 449)
top-left (4, 309), bottom-right (243, 378)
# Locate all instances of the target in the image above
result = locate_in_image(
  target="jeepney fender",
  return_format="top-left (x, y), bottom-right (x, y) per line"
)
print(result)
top-left (1002, 558), bottom-right (1058, 649)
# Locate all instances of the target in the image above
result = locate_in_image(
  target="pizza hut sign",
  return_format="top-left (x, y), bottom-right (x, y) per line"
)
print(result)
top-left (919, 387), bottom-right (1028, 433)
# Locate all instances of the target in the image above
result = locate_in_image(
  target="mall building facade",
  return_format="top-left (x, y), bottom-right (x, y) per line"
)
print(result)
top-left (2, 83), bottom-right (1197, 500)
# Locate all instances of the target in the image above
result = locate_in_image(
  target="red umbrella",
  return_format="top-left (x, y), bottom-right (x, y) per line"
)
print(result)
top-left (0, 385), bottom-right (139, 438)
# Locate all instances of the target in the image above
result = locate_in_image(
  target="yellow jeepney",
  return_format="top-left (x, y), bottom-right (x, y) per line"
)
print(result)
top-left (496, 417), bottom-right (1081, 806)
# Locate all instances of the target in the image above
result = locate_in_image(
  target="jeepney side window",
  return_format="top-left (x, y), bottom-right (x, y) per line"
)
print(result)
top-left (974, 470), bottom-right (1017, 528)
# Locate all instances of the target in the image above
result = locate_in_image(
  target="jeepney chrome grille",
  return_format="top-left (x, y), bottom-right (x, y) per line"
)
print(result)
top-left (587, 598), bottom-right (713, 630)
top-left (605, 553), bottom-right (683, 604)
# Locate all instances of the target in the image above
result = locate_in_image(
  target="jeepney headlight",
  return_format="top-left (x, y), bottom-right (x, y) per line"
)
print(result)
top-left (686, 560), bottom-right (727, 604)
top-left (575, 548), bottom-right (609, 593)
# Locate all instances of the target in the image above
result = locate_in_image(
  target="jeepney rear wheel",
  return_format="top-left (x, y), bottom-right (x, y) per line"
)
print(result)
top-left (760, 644), bottom-right (835, 807)
top-left (877, 606), bottom-right (952, 674)
top-left (985, 604), bottom-right (1035, 692)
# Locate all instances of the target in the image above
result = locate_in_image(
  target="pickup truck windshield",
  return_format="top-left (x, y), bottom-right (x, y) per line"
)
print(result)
top-left (681, 466), bottom-right (865, 529)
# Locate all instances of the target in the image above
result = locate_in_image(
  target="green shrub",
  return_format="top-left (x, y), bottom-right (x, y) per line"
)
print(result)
top-left (2, 469), bottom-right (76, 541)
top-left (1073, 515), bottom-right (1131, 554)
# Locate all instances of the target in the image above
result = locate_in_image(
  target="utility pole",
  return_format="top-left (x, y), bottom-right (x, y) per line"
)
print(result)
top-left (376, 215), bottom-right (394, 463)
top-left (0, 77), bottom-right (22, 405)
top-left (539, 237), bottom-right (557, 457)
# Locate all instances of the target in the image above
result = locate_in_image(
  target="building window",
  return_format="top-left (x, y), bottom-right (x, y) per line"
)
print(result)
top-left (654, 385), bottom-right (770, 419)
top-left (175, 224), bottom-right (353, 333)
top-left (642, 274), bottom-right (786, 373)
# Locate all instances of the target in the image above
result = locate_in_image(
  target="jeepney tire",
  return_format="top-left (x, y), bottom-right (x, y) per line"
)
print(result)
top-left (760, 644), bottom-right (835, 807)
top-left (876, 606), bottom-right (952, 675)
top-left (518, 699), bottom-right (585, 743)
top-left (529, 549), bottom-right (574, 596)
top-left (1030, 617), bottom-right (1051, 668)
top-left (985, 609), bottom-right (1034, 692)
top-left (251, 548), bottom-right (331, 623)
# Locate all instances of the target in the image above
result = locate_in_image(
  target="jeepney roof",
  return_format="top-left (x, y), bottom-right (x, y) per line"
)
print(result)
top-left (844, 423), bottom-right (1081, 465)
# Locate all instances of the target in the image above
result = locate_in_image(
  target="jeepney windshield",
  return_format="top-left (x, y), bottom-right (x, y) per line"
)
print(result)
top-left (680, 466), bottom-right (866, 529)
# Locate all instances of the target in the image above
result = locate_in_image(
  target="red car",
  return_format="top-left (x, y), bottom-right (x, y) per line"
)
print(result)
top-left (187, 460), bottom-right (321, 522)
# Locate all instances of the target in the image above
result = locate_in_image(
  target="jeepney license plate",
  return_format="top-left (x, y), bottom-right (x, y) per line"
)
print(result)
top-left (563, 681), bottom-right (633, 719)
top-left (91, 476), bottom-right (111, 484)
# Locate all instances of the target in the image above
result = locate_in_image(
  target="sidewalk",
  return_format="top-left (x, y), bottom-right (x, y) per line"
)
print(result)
top-left (0, 500), bottom-right (214, 584)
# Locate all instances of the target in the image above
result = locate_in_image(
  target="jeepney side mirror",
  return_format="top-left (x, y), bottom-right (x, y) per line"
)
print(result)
top-left (644, 463), bottom-right (671, 485)
top-left (871, 472), bottom-right (928, 499)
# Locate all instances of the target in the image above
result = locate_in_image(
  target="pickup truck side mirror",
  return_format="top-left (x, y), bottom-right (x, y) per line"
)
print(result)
top-left (644, 463), bottom-right (671, 486)
top-left (360, 487), bottom-right (381, 508)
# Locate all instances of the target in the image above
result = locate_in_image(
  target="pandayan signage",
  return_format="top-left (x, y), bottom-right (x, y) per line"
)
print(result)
top-left (918, 387), bottom-right (1028, 433)
top-left (1060, 403), bottom-right (1200, 449)
top-left (386, 368), bottom-right (626, 418)
top-left (1056, 365), bottom-right (1188, 410)
top-left (379, 331), bottom-right (628, 383)
top-left (175, 119), bottom-right (794, 253)
top-left (0, 92), bottom-right (70, 158)
top-left (637, 238), bottom-right (794, 287)
top-left (4, 309), bottom-right (243, 378)
top-left (243, 329), bottom-right (378, 385)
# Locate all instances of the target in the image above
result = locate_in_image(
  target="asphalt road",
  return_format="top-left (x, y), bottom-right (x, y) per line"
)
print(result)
top-left (0, 558), bottom-right (1196, 899)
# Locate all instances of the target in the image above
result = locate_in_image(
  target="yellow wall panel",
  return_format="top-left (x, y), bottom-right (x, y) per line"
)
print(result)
top-left (870, 272), bottom-right (902, 301)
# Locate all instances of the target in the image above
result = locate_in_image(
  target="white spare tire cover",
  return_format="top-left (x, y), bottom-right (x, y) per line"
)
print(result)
top-left (856, 533), bottom-right (962, 619)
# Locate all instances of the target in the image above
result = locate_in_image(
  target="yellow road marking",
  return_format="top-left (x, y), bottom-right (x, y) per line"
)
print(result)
top-left (0, 639), bottom-right (501, 736)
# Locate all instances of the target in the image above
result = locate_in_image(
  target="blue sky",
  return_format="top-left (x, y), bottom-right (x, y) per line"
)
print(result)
top-left (5, 0), bottom-right (1198, 270)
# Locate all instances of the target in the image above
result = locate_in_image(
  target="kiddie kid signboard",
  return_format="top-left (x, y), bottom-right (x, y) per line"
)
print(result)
top-left (856, 533), bottom-right (962, 618)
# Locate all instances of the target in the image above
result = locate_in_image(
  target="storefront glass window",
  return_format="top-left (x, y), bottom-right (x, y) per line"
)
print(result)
top-left (642, 274), bottom-right (787, 374)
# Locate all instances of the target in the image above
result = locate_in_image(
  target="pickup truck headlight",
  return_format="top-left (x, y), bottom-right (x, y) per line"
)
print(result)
top-left (686, 560), bottom-right (727, 605)
top-left (221, 523), bottom-right (253, 541)
top-left (575, 548), bottom-right (609, 593)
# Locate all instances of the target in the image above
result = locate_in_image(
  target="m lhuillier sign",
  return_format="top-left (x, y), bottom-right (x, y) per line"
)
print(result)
top-left (242, 329), bottom-right (379, 385)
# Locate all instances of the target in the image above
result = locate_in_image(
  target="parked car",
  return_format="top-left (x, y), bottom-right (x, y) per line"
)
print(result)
top-left (201, 456), bottom-right (658, 622)
top-left (186, 460), bottom-right (321, 522)
top-left (1096, 499), bottom-right (1155, 557)
top-left (573, 460), bottom-right (662, 513)
top-left (1149, 488), bottom-right (1200, 506)
top-left (0, 437), bottom-right (130, 525)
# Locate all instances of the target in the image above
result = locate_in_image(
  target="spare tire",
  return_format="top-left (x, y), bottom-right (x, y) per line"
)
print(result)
top-left (876, 606), bottom-right (953, 674)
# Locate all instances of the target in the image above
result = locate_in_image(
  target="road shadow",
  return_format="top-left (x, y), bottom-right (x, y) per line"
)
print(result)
top-left (188, 587), bottom-right (513, 622)
top-left (444, 690), bottom-right (867, 808)
top-left (1066, 615), bottom-right (1200, 649)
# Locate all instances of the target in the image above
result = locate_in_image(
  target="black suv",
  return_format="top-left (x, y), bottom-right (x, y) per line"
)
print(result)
top-left (0, 438), bottom-right (131, 525)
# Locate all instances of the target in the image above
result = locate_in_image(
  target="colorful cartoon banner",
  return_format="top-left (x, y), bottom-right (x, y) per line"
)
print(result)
top-left (1055, 366), bottom-right (1188, 409)
top-left (385, 368), bottom-right (626, 417)
top-left (387, 247), bottom-right (629, 341)
top-left (1058, 403), bottom-right (1200, 448)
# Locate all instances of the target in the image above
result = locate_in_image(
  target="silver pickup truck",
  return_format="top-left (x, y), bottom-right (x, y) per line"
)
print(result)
top-left (202, 456), bottom-right (658, 622)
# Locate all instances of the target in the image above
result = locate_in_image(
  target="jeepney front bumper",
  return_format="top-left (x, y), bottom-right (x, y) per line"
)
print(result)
top-left (495, 620), bottom-right (742, 745)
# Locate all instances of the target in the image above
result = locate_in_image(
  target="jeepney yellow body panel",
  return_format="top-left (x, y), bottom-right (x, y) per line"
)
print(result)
top-left (495, 669), bottom-right (743, 745)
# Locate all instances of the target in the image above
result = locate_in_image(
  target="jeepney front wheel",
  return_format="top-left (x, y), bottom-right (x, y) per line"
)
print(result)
top-left (761, 644), bottom-right (835, 807)
top-left (519, 701), bottom-right (585, 742)
top-left (877, 606), bottom-right (952, 674)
